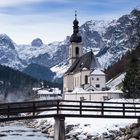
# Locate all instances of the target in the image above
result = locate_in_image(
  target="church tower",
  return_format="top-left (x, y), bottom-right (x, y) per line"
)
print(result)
top-left (69, 11), bottom-right (83, 65)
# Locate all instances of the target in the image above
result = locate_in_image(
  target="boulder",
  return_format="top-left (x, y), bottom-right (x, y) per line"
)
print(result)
top-left (130, 123), bottom-right (138, 129)
top-left (129, 138), bottom-right (138, 140)
top-left (132, 127), bottom-right (140, 138)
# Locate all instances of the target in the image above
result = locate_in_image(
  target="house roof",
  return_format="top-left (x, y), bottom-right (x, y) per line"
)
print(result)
top-left (72, 87), bottom-right (89, 93)
top-left (37, 88), bottom-right (61, 95)
top-left (91, 69), bottom-right (105, 75)
top-left (66, 51), bottom-right (100, 74)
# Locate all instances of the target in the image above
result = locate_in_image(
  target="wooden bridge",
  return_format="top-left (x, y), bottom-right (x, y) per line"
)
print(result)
top-left (0, 100), bottom-right (140, 140)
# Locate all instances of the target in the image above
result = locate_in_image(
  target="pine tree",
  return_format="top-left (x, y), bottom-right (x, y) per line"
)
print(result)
top-left (122, 52), bottom-right (140, 98)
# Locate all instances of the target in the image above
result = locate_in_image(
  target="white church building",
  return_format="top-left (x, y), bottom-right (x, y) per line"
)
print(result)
top-left (63, 13), bottom-right (122, 101)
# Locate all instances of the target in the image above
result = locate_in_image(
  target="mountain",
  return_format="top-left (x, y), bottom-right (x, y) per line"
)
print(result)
top-left (105, 44), bottom-right (140, 91)
top-left (28, 36), bottom-right (70, 68)
top-left (31, 38), bottom-right (43, 47)
top-left (15, 37), bottom-right (70, 68)
top-left (23, 63), bottom-right (56, 81)
top-left (50, 9), bottom-right (140, 75)
top-left (105, 44), bottom-right (140, 81)
top-left (96, 9), bottom-right (140, 68)
top-left (0, 9), bottom-right (140, 80)
top-left (0, 34), bottom-right (26, 70)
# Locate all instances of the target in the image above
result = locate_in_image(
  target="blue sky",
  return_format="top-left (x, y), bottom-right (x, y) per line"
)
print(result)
top-left (0, 0), bottom-right (139, 44)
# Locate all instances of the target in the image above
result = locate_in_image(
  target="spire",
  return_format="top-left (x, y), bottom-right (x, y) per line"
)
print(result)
top-left (75, 10), bottom-right (77, 20)
top-left (70, 11), bottom-right (82, 43)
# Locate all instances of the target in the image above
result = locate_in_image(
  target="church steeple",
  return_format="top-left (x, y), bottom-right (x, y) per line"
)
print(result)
top-left (69, 11), bottom-right (83, 65)
top-left (70, 11), bottom-right (82, 43)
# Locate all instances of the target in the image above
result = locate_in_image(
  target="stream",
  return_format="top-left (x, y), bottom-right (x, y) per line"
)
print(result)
top-left (0, 122), bottom-right (53, 140)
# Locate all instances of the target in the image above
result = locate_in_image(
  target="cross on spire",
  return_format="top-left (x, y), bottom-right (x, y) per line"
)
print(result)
top-left (75, 10), bottom-right (77, 19)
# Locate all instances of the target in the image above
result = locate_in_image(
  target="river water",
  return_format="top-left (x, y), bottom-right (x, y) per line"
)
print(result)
top-left (0, 122), bottom-right (52, 140)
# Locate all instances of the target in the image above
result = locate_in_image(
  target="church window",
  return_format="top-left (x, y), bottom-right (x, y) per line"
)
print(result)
top-left (75, 47), bottom-right (79, 56)
top-left (97, 78), bottom-right (99, 81)
top-left (80, 62), bottom-right (83, 67)
top-left (96, 84), bottom-right (100, 88)
top-left (85, 75), bottom-right (88, 84)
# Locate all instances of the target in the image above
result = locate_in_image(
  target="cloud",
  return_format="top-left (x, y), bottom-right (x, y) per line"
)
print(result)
top-left (0, 0), bottom-right (69, 7)
top-left (0, 0), bottom-right (139, 44)
top-left (0, 12), bottom-right (71, 44)
top-left (0, 0), bottom-right (45, 7)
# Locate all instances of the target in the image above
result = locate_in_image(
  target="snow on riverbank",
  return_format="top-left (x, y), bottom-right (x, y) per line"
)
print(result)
top-left (30, 116), bottom-right (137, 139)
top-left (65, 118), bottom-right (136, 138)
top-left (28, 99), bottom-right (139, 139)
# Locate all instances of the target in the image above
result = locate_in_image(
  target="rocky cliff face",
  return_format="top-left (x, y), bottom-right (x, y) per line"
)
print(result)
top-left (96, 9), bottom-right (140, 68)
top-left (31, 38), bottom-right (43, 47)
top-left (0, 34), bottom-right (25, 70)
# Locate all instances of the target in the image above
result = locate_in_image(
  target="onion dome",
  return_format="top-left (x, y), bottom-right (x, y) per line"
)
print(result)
top-left (70, 11), bottom-right (82, 43)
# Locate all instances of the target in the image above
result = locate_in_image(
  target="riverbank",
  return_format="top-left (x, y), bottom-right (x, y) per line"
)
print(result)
top-left (26, 99), bottom-right (140, 140)
top-left (0, 118), bottom-right (138, 140)
top-left (26, 116), bottom-right (137, 140)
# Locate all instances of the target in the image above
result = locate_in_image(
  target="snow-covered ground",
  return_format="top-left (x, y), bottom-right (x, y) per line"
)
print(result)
top-left (65, 118), bottom-right (136, 138)
top-left (34, 114), bottom-right (136, 139)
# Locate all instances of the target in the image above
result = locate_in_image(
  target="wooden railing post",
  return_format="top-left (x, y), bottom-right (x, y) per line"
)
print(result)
top-left (7, 105), bottom-right (10, 119)
top-left (57, 100), bottom-right (60, 114)
top-left (101, 102), bottom-right (104, 116)
top-left (33, 102), bottom-right (35, 116)
top-left (123, 103), bottom-right (125, 116)
top-left (80, 101), bottom-right (82, 115)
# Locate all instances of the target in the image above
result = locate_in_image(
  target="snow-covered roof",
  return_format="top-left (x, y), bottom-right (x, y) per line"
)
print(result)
top-left (37, 88), bottom-right (61, 95)
top-left (106, 73), bottom-right (125, 90)
top-left (91, 69), bottom-right (105, 75)
top-left (66, 51), bottom-right (99, 74)
top-left (72, 87), bottom-right (89, 93)
top-left (82, 67), bottom-right (88, 70)
top-left (70, 90), bottom-right (123, 94)
top-left (32, 87), bottom-right (42, 91)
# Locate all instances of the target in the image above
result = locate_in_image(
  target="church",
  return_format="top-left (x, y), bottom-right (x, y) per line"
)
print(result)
top-left (63, 13), bottom-right (106, 93)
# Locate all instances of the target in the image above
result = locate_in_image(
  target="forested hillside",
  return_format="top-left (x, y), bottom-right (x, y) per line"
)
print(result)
top-left (0, 64), bottom-right (63, 102)
top-left (0, 64), bottom-right (40, 102)
top-left (23, 63), bottom-right (56, 81)
top-left (105, 44), bottom-right (140, 81)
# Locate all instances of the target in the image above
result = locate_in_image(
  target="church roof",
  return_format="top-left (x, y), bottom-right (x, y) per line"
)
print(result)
top-left (66, 51), bottom-right (99, 74)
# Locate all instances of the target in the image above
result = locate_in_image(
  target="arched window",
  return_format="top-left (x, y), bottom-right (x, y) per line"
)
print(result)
top-left (75, 47), bottom-right (79, 56)
top-left (85, 75), bottom-right (88, 84)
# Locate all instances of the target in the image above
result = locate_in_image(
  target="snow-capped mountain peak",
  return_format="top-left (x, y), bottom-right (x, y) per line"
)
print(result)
top-left (0, 34), bottom-right (15, 50)
top-left (31, 38), bottom-right (43, 47)
top-left (0, 9), bottom-right (140, 80)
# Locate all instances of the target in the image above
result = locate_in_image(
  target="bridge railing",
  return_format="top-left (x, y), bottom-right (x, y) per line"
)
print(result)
top-left (0, 100), bottom-right (140, 121)
top-left (58, 100), bottom-right (140, 118)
